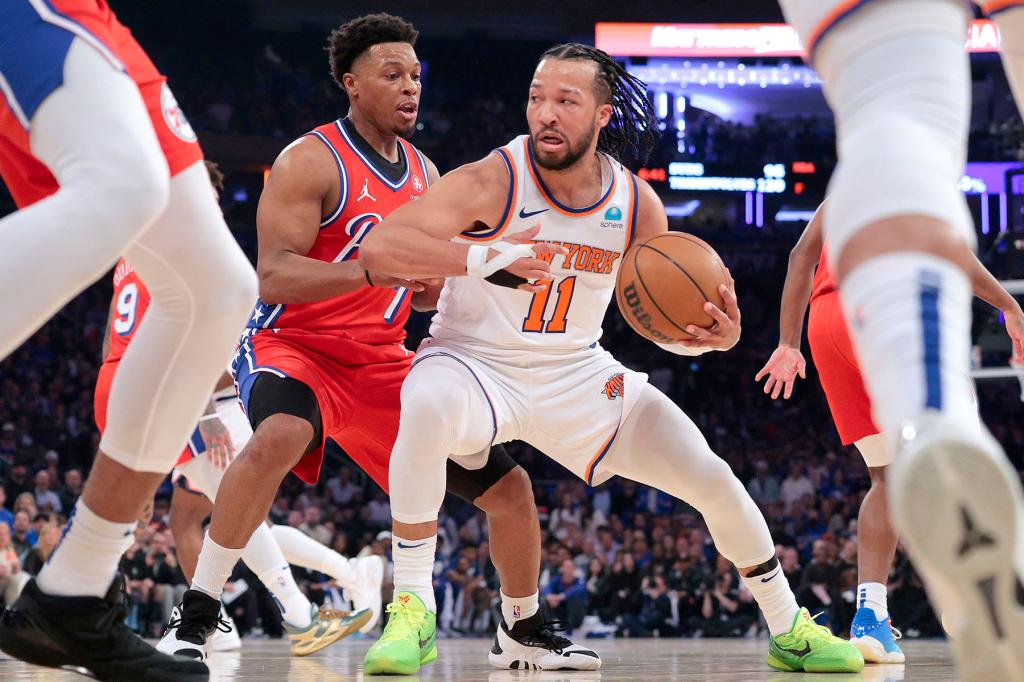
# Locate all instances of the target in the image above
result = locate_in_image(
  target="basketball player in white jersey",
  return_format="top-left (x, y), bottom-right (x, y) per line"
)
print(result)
top-left (776, 2), bottom-right (1024, 680)
top-left (355, 44), bottom-right (864, 675)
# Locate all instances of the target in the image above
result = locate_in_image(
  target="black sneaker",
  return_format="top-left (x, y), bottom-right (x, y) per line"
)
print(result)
top-left (0, 576), bottom-right (208, 681)
top-left (155, 589), bottom-right (222, 661)
top-left (487, 608), bottom-right (602, 670)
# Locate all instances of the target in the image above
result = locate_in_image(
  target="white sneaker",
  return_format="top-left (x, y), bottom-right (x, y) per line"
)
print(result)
top-left (345, 555), bottom-right (384, 633)
top-left (488, 610), bottom-right (601, 671)
top-left (210, 604), bottom-right (241, 652)
top-left (890, 420), bottom-right (1024, 682)
top-left (155, 589), bottom-right (222, 661)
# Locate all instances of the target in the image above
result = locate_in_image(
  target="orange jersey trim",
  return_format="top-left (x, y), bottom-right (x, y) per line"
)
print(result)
top-left (585, 427), bottom-right (619, 485)
top-left (461, 148), bottom-right (518, 242)
top-left (984, 0), bottom-right (1024, 15)
top-left (524, 137), bottom-right (617, 218)
top-left (806, 0), bottom-right (875, 60)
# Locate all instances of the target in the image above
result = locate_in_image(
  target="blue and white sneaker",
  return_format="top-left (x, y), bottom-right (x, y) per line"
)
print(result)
top-left (850, 607), bottom-right (905, 664)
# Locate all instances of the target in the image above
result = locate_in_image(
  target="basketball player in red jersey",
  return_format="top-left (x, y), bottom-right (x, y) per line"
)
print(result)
top-left (0, 2), bottom-right (254, 679)
top-left (757, 202), bottom-right (1024, 663)
top-left (165, 14), bottom-right (580, 664)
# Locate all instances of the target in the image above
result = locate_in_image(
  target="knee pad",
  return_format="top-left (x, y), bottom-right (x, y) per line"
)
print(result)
top-left (812, 0), bottom-right (976, 259)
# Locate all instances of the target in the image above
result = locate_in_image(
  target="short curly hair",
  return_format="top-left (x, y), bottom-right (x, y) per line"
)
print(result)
top-left (328, 13), bottom-right (419, 91)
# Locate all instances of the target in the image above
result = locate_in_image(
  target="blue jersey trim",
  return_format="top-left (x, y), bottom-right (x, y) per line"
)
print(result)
top-left (307, 129), bottom-right (349, 228)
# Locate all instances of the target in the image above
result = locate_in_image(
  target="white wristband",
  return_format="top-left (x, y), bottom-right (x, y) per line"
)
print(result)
top-left (656, 340), bottom-right (711, 356)
top-left (466, 242), bottom-right (537, 279)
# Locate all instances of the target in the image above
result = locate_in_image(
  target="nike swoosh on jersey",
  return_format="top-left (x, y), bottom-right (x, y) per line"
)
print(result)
top-left (518, 207), bottom-right (550, 219)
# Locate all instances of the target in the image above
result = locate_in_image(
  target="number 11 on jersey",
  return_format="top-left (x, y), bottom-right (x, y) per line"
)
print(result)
top-left (522, 276), bottom-right (576, 333)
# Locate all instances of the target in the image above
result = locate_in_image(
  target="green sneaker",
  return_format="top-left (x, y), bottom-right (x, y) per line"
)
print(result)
top-left (767, 608), bottom-right (865, 673)
top-left (363, 592), bottom-right (437, 675)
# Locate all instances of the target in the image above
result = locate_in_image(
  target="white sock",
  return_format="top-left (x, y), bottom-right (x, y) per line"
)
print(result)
top-left (270, 524), bottom-right (355, 587)
top-left (36, 500), bottom-right (135, 597)
top-left (392, 534), bottom-right (436, 611)
top-left (841, 253), bottom-right (978, 439)
top-left (741, 566), bottom-right (800, 637)
top-left (858, 581), bottom-right (889, 621)
top-left (241, 524), bottom-right (311, 628)
top-left (500, 590), bottom-right (539, 629)
top-left (191, 531), bottom-right (244, 599)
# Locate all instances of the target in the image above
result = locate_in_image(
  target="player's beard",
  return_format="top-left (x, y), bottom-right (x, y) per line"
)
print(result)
top-left (532, 121), bottom-right (597, 172)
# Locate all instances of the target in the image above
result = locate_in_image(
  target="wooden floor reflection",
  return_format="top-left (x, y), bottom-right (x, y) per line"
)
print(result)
top-left (0, 637), bottom-right (959, 681)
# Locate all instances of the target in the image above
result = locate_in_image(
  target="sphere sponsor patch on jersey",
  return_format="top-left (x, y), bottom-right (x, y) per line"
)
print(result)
top-left (160, 83), bottom-right (197, 143)
top-left (601, 205), bottom-right (625, 230)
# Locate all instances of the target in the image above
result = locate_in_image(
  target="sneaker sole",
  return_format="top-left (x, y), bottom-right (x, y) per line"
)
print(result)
top-left (363, 645), bottom-right (435, 676)
top-left (850, 635), bottom-right (905, 664)
top-left (892, 433), bottom-right (1024, 682)
top-left (291, 609), bottom-right (372, 657)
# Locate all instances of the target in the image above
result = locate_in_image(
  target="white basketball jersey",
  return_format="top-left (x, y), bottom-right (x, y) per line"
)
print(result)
top-left (430, 135), bottom-right (639, 351)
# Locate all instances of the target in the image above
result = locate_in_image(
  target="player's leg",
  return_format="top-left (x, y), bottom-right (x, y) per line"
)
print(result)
top-left (601, 385), bottom-right (863, 673)
top-left (447, 454), bottom-right (601, 671)
top-left (980, 3), bottom-right (1024, 112)
top-left (0, 39), bottom-right (169, 361)
top-left (849, 435), bottom-right (904, 664)
top-left (269, 524), bottom-right (383, 633)
top-left (168, 482), bottom-right (213, 581)
top-left (779, 2), bottom-right (1024, 677)
top-left (365, 355), bottom-right (495, 675)
top-left (165, 372), bottom-right (324, 660)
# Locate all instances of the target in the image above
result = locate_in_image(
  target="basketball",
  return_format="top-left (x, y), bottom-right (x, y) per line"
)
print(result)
top-left (615, 232), bottom-right (730, 344)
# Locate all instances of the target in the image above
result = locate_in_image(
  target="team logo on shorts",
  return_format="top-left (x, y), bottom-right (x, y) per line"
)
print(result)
top-left (602, 372), bottom-right (625, 400)
top-left (160, 83), bottom-right (197, 143)
top-left (412, 175), bottom-right (423, 192)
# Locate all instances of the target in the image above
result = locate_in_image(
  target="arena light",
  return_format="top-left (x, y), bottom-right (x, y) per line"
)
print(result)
top-left (596, 21), bottom-right (1003, 58)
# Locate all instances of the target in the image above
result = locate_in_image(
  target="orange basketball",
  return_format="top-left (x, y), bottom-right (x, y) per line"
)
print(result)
top-left (615, 232), bottom-right (730, 344)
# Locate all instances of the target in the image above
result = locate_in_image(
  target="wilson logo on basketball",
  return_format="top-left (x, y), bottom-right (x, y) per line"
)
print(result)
top-left (602, 373), bottom-right (625, 400)
top-left (620, 282), bottom-right (674, 343)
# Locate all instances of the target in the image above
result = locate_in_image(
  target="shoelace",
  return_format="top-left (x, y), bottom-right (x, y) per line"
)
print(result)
top-left (794, 611), bottom-right (837, 641)
top-left (172, 611), bottom-right (231, 641)
top-left (890, 624), bottom-right (903, 641)
top-left (379, 602), bottom-right (422, 642)
top-left (516, 618), bottom-right (572, 654)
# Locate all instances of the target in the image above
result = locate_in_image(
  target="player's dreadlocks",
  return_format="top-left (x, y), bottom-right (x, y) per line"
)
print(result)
top-left (540, 43), bottom-right (657, 167)
top-left (328, 13), bottom-right (419, 91)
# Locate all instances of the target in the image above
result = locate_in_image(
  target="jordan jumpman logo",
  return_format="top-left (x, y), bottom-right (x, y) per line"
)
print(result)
top-left (357, 178), bottom-right (376, 203)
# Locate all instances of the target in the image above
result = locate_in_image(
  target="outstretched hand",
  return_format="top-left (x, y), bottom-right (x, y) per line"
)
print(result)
top-left (755, 345), bottom-right (807, 400)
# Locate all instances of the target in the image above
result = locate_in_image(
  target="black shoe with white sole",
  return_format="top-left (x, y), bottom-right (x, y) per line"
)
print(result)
top-left (155, 590), bottom-right (222, 661)
top-left (488, 610), bottom-right (601, 671)
top-left (0, 576), bottom-right (208, 681)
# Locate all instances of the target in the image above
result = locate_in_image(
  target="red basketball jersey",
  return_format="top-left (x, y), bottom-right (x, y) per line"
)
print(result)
top-left (244, 119), bottom-right (431, 347)
top-left (811, 246), bottom-right (837, 303)
top-left (0, 0), bottom-right (202, 209)
top-left (105, 258), bottom-right (150, 364)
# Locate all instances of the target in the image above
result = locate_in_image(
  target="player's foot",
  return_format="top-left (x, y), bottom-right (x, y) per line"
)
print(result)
top-left (156, 589), bottom-right (222, 661)
top-left (209, 604), bottom-right (241, 653)
top-left (488, 609), bottom-right (601, 670)
top-left (0, 576), bottom-right (209, 681)
top-left (347, 555), bottom-right (385, 633)
top-left (363, 592), bottom-right (437, 675)
top-left (767, 608), bottom-right (865, 673)
top-left (849, 607), bottom-right (904, 664)
top-left (890, 420), bottom-right (1024, 682)
top-left (286, 604), bottom-right (370, 657)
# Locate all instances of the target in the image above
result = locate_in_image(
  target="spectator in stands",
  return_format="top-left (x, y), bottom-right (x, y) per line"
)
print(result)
top-left (4, 463), bottom-right (32, 502)
top-left (33, 469), bottom-right (62, 514)
top-left (747, 461), bottom-right (781, 504)
top-left (620, 574), bottom-right (675, 637)
top-left (10, 510), bottom-right (35, 564)
top-left (544, 559), bottom-right (587, 632)
top-left (21, 521), bottom-right (60, 575)
top-left (299, 506), bottom-right (331, 546)
top-left (780, 464), bottom-right (815, 512)
top-left (796, 539), bottom-right (838, 630)
top-left (58, 467), bottom-right (82, 513)
top-left (0, 422), bottom-right (16, 462)
top-left (0, 521), bottom-right (28, 605)
top-left (13, 492), bottom-right (37, 519)
top-left (148, 532), bottom-right (187, 630)
top-left (0, 487), bottom-right (13, 529)
top-left (364, 489), bottom-right (391, 530)
top-left (326, 467), bottom-right (359, 506)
